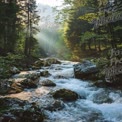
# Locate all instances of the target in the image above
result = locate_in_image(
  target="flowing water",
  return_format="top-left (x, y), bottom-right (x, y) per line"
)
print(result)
top-left (4, 60), bottom-right (122, 122)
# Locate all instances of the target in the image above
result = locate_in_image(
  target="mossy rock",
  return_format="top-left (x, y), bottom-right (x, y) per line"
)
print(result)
top-left (40, 79), bottom-right (56, 87)
top-left (40, 71), bottom-right (50, 77)
top-left (33, 58), bottom-right (61, 68)
top-left (52, 89), bottom-right (78, 101)
top-left (21, 78), bottom-right (38, 88)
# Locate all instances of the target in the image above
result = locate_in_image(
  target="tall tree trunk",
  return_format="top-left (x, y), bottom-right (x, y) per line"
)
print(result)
top-left (81, 43), bottom-right (86, 51)
top-left (108, 24), bottom-right (117, 48)
top-left (94, 38), bottom-right (97, 50)
top-left (24, 0), bottom-right (30, 56)
top-left (88, 41), bottom-right (91, 50)
top-left (98, 40), bottom-right (101, 51)
top-left (3, 22), bottom-right (8, 53)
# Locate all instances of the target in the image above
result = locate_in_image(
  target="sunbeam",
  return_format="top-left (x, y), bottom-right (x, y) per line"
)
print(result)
top-left (36, 0), bottom-right (63, 7)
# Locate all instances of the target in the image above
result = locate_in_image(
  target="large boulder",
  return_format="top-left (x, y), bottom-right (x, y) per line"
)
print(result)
top-left (52, 89), bottom-right (78, 101)
top-left (0, 98), bottom-right (44, 122)
top-left (0, 79), bottom-right (25, 95)
top-left (46, 58), bottom-right (61, 65)
top-left (74, 60), bottom-right (99, 80)
top-left (9, 78), bottom-right (31, 94)
top-left (12, 71), bottom-right (41, 88)
top-left (93, 80), bottom-right (122, 89)
top-left (0, 71), bottom-right (41, 95)
top-left (33, 59), bottom-right (45, 69)
top-left (40, 79), bottom-right (56, 87)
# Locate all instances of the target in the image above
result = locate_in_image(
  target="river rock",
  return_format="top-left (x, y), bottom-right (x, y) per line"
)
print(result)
top-left (13, 71), bottom-right (40, 79)
top-left (40, 79), bottom-right (56, 87)
top-left (93, 80), bottom-right (122, 89)
top-left (33, 58), bottom-right (61, 68)
top-left (10, 67), bottom-right (20, 74)
top-left (46, 58), bottom-right (61, 66)
top-left (92, 91), bottom-right (113, 104)
top-left (0, 79), bottom-right (25, 94)
top-left (33, 59), bottom-right (45, 69)
top-left (43, 100), bottom-right (64, 111)
top-left (52, 89), bottom-right (78, 101)
top-left (12, 71), bottom-right (41, 88)
top-left (9, 83), bottom-right (24, 94)
top-left (21, 78), bottom-right (39, 88)
top-left (40, 70), bottom-right (50, 77)
top-left (0, 79), bottom-right (11, 94)
top-left (0, 98), bottom-right (44, 122)
top-left (83, 109), bottom-right (104, 122)
top-left (74, 60), bottom-right (99, 80)
top-left (0, 75), bottom-right (40, 95)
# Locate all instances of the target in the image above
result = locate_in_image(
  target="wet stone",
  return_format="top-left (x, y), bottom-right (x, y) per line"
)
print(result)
top-left (40, 79), bottom-right (56, 87)
top-left (52, 88), bottom-right (78, 102)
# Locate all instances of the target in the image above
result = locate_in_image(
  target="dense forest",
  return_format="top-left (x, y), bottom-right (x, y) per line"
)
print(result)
top-left (0, 0), bottom-right (40, 56)
top-left (55, 0), bottom-right (122, 60)
top-left (0, 0), bottom-right (122, 59)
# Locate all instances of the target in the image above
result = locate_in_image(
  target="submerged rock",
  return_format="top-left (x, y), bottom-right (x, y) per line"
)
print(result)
top-left (92, 91), bottom-right (113, 104)
top-left (52, 89), bottom-right (78, 101)
top-left (40, 79), bottom-right (56, 87)
top-left (43, 100), bottom-right (64, 111)
top-left (74, 60), bottom-right (99, 80)
top-left (83, 109), bottom-right (104, 122)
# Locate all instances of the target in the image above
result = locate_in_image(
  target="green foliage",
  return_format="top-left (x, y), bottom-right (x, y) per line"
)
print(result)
top-left (114, 26), bottom-right (122, 31)
top-left (56, 0), bottom-right (122, 60)
top-left (79, 13), bottom-right (98, 22)
top-left (0, 106), bottom-right (10, 113)
top-left (0, 0), bottom-right (40, 57)
top-left (0, 58), bottom-right (11, 78)
top-left (0, 54), bottom-right (24, 78)
top-left (93, 57), bottom-right (109, 69)
top-left (6, 53), bottom-right (24, 61)
top-left (81, 32), bottom-right (97, 43)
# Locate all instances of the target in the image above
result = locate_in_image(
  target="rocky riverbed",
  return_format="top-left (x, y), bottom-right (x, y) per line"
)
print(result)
top-left (0, 58), bottom-right (122, 122)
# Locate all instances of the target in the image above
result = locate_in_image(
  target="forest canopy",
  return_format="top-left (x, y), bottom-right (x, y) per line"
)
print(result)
top-left (55, 0), bottom-right (122, 60)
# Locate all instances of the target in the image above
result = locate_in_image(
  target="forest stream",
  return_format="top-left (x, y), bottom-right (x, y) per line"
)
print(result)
top-left (0, 60), bottom-right (122, 122)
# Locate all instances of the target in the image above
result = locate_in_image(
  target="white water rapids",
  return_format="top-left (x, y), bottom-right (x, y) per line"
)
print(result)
top-left (5, 60), bottom-right (122, 122)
